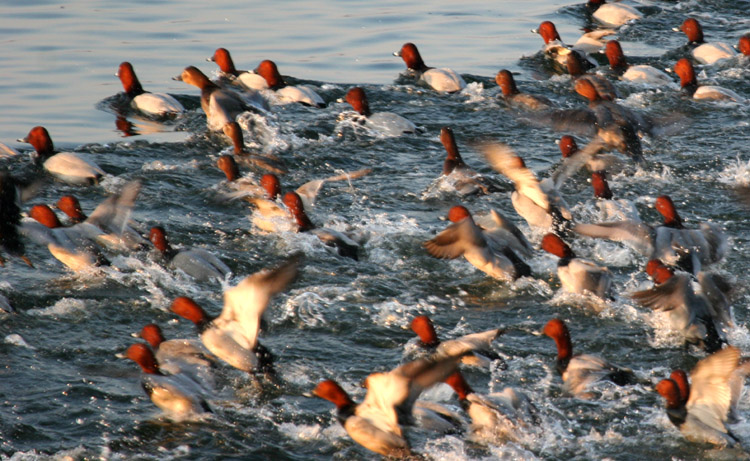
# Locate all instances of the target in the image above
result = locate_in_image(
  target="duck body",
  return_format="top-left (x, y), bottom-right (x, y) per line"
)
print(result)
top-left (590, 1), bottom-right (642, 28)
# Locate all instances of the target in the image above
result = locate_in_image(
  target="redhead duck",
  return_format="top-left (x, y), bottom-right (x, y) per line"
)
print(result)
top-left (574, 195), bottom-right (727, 274)
top-left (20, 126), bottom-right (105, 185)
top-left (394, 43), bottom-right (466, 93)
top-left (282, 192), bottom-right (359, 260)
top-left (673, 58), bottom-right (745, 102)
top-left (542, 318), bottom-right (635, 396)
top-left (170, 257), bottom-right (298, 374)
top-left (566, 51), bottom-right (618, 101)
top-left (312, 353), bottom-right (468, 458)
top-left (424, 205), bottom-right (531, 281)
top-left (573, 79), bottom-right (652, 163)
top-left (541, 233), bottom-right (612, 299)
top-left (480, 142), bottom-right (573, 232)
top-left (410, 315), bottom-right (505, 369)
top-left (149, 226), bottom-right (231, 281)
top-left (558, 135), bottom-right (621, 173)
top-left (438, 127), bottom-right (503, 196)
top-left (208, 47), bottom-right (268, 90)
top-left (222, 121), bottom-right (287, 174)
top-left (253, 59), bottom-right (325, 108)
top-left (630, 260), bottom-right (728, 352)
top-left (126, 343), bottom-right (211, 418)
top-left (174, 66), bottom-right (269, 131)
top-left (495, 70), bottom-right (552, 111)
top-left (116, 62), bottom-right (185, 117)
top-left (0, 170), bottom-right (33, 268)
top-left (444, 371), bottom-right (538, 442)
top-left (587, 0), bottom-right (642, 28)
top-left (139, 323), bottom-right (217, 392)
top-left (590, 170), bottom-right (640, 221)
top-left (344, 87), bottom-right (417, 136)
top-left (531, 21), bottom-right (598, 71)
top-left (675, 18), bottom-right (737, 65)
top-left (56, 181), bottom-right (147, 251)
top-left (655, 346), bottom-right (742, 447)
top-left (21, 204), bottom-right (110, 271)
top-left (604, 40), bottom-right (675, 86)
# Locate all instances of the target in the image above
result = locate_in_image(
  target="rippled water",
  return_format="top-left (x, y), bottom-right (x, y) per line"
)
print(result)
top-left (2, 0), bottom-right (750, 459)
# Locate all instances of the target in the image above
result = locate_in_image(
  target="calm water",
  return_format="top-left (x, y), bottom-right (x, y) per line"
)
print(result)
top-left (1, 0), bottom-right (750, 459)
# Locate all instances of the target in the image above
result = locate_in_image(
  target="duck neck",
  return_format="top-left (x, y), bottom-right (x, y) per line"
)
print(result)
top-left (553, 333), bottom-right (573, 371)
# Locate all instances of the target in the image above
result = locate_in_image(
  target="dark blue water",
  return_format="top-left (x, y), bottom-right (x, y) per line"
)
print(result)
top-left (1, 0), bottom-right (750, 459)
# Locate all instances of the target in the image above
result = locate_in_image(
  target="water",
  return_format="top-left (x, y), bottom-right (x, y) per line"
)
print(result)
top-left (1, 0), bottom-right (750, 459)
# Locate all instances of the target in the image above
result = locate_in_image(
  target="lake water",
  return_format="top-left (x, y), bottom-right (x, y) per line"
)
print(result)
top-left (1, 0), bottom-right (750, 459)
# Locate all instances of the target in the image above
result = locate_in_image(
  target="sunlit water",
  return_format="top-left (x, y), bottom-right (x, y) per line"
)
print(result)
top-left (2, 0), bottom-right (750, 459)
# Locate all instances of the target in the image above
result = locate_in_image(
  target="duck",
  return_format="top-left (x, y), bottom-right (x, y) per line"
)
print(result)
top-left (148, 226), bottom-right (232, 281)
top-left (531, 21), bottom-right (598, 71)
top-left (540, 233), bottom-right (612, 299)
top-left (138, 323), bottom-right (216, 391)
top-left (344, 87), bottom-right (417, 136)
top-left (55, 181), bottom-right (148, 251)
top-left (444, 371), bottom-right (538, 442)
top-left (221, 121), bottom-right (287, 174)
top-left (574, 195), bottom-right (727, 274)
top-left (170, 256), bottom-right (299, 374)
top-left (410, 315), bottom-right (505, 369)
top-left (207, 47), bottom-right (269, 90)
top-left (586, 0), bottom-right (642, 28)
top-left (116, 62), bottom-right (185, 117)
top-left (312, 353), bottom-right (469, 458)
top-left (174, 66), bottom-right (269, 131)
top-left (21, 204), bottom-right (110, 271)
top-left (669, 356), bottom-right (750, 425)
top-left (253, 60), bottom-right (325, 108)
top-left (655, 346), bottom-right (742, 447)
top-left (393, 43), bottom-right (466, 93)
top-left (438, 126), bottom-right (503, 196)
top-left (566, 51), bottom-right (618, 101)
top-left (542, 318), bottom-right (635, 396)
top-left (630, 260), bottom-right (728, 353)
top-left (282, 192), bottom-right (360, 260)
top-left (19, 126), bottom-right (105, 185)
top-left (558, 135), bottom-right (621, 173)
top-left (125, 343), bottom-right (211, 418)
top-left (0, 169), bottom-right (33, 267)
top-left (495, 70), bottom-right (552, 111)
top-left (675, 18), bottom-right (737, 65)
top-left (423, 205), bottom-right (531, 281)
top-left (604, 40), bottom-right (675, 86)
top-left (589, 170), bottom-right (640, 221)
top-left (570, 78), bottom-right (651, 163)
top-left (480, 142), bottom-right (573, 233)
top-left (673, 58), bottom-right (745, 102)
